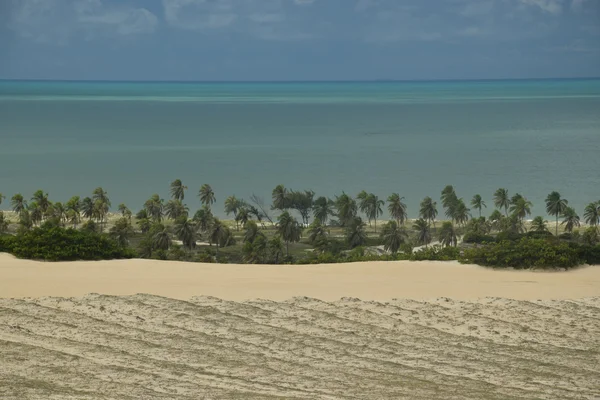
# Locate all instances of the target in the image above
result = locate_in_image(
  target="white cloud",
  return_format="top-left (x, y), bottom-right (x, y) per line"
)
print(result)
top-left (518, 0), bottom-right (563, 15)
top-left (7, 0), bottom-right (158, 44)
top-left (162, 0), bottom-right (313, 40)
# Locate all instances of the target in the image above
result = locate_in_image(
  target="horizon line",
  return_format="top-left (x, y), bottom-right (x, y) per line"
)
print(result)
top-left (1, 76), bottom-right (599, 84)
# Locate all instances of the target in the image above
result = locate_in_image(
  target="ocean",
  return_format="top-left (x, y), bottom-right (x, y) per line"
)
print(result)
top-left (0, 79), bottom-right (599, 219)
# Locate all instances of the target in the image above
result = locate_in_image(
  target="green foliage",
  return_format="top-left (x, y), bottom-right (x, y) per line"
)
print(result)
top-left (462, 232), bottom-right (495, 244)
top-left (0, 226), bottom-right (133, 261)
top-left (460, 238), bottom-right (583, 269)
top-left (412, 245), bottom-right (460, 261)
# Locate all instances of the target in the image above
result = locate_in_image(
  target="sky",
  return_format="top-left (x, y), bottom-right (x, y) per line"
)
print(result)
top-left (0, 0), bottom-right (599, 81)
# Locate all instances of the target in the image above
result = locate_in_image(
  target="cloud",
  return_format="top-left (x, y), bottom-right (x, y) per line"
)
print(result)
top-left (162, 0), bottom-right (314, 40)
top-left (7, 0), bottom-right (158, 44)
top-left (518, 0), bottom-right (563, 15)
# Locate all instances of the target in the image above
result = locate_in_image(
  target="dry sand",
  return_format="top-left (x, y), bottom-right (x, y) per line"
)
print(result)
top-left (1, 253), bottom-right (600, 301)
top-left (1, 253), bottom-right (600, 399)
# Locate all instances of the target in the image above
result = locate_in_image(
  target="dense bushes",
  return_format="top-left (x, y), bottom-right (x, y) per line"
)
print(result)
top-left (460, 238), bottom-right (588, 269)
top-left (0, 226), bottom-right (135, 261)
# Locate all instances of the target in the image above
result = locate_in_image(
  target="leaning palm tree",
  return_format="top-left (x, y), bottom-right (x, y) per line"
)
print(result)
top-left (441, 185), bottom-right (458, 220)
top-left (470, 194), bottom-right (486, 218)
top-left (387, 193), bottom-right (408, 226)
top-left (583, 201), bottom-right (600, 227)
top-left (174, 218), bottom-right (197, 250)
top-left (357, 190), bottom-right (370, 216)
top-left (438, 221), bottom-right (458, 247)
top-left (545, 191), bottom-right (568, 235)
top-left (413, 218), bottom-right (432, 248)
top-left (11, 194), bottom-right (27, 215)
top-left (170, 179), bottom-right (187, 201)
top-left (276, 211), bottom-right (303, 257)
top-left (243, 220), bottom-right (261, 244)
top-left (235, 207), bottom-right (251, 229)
top-left (313, 196), bottom-right (335, 226)
top-left (561, 207), bottom-right (580, 233)
top-left (530, 216), bottom-right (549, 233)
top-left (380, 220), bottom-right (408, 254)
top-left (198, 184), bottom-right (216, 207)
top-left (224, 195), bottom-right (241, 229)
top-left (334, 192), bottom-right (358, 227)
top-left (419, 196), bottom-right (438, 229)
top-left (493, 188), bottom-right (510, 216)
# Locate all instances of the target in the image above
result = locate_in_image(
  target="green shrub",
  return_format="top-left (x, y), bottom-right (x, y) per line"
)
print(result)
top-left (3, 226), bottom-right (134, 261)
top-left (459, 238), bottom-right (583, 269)
top-left (462, 232), bottom-right (496, 244)
top-left (411, 245), bottom-right (460, 261)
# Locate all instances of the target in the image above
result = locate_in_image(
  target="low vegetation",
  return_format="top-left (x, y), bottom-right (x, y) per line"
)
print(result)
top-left (1, 183), bottom-right (599, 268)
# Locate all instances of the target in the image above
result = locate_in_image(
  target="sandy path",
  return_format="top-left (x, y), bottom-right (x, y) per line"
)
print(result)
top-left (1, 253), bottom-right (599, 301)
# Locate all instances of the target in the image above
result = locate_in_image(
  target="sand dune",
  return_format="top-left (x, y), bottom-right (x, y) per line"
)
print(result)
top-left (1, 294), bottom-right (599, 399)
top-left (2, 253), bottom-right (600, 399)
top-left (1, 253), bottom-right (599, 301)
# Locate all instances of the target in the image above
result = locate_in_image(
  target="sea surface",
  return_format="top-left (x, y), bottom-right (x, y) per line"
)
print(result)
top-left (1, 79), bottom-right (599, 219)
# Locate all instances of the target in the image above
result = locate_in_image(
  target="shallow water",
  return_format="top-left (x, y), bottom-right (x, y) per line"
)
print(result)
top-left (1, 79), bottom-right (599, 218)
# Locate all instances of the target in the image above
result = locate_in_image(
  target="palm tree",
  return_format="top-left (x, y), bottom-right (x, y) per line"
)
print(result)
top-left (276, 211), bottom-right (302, 257)
top-left (170, 179), bottom-right (187, 201)
top-left (11, 194), bottom-right (27, 215)
top-left (81, 197), bottom-right (94, 220)
top-left (419, 196), bottom-right (438, 229)
top-left (272, 184), bottom-right (288, 210)
top-left (28, 202), bottom-right (42, 226)
top-left (31, 190), bottom-right (50, 217)
top-left (0, 211), bottom-right (8, 234)
top-left (313, 196), bottom-right (335, 226)
top-left (530, 216), bottom-right (549, 233)
top-left (118, 203), bottom-right (132, 219)
top-left (137, 217), bottom-right (151, 234)
top-left (144, 194), bottom-right (164, 222)
top-left (545, 191), bottom-right (568, 235)
top-left (174, 217), bottom-right (197, 250)
top-left (165, 199), bottom-right (189, 220)
top-left (413, 218), bottom-right (432, 248)
top-left (452, 198), bottom-right (470, 226)
top-left (110, 218), bottom-right (134, 247)
top-left (441, 185), bottom-right (458, 221)
top-left (193, 205), bottom-right (214, 239)
top-left (268, 237), bottom-right (284, 264)
top-left (224, 195), bottom-right (242, 229)
top-left (493, 188), bottom-right (510, 216)
top-left (357, 190), bottom-right (369, 215)
top-left (366, 194), bottom-right (385, 232)
top-left (561, 207), bottom-right (580, 233)
top-left (334, 192), bottom-right (357, 227)
top-left (470, 194), bottom-right (486, 218)
top-left (235, 207), bottom-right (250, 228)
top-left (438, 221), bottom-right (458, 247)
top-left (92, 187), bottom-right (111, 230)
top-left (208, 218), bottom-right (227, 260)
top-left (387, 193), bottom-right (408, 226)
top-left (243, 220), bottom-right (261, 244)
top-left (0, 193), bottom-right (4, 206)
top-left (489, 210), bottom-right (504, 232)
top-left (380, 221), bottom-right (408, 254)
top-left (198, 184), bottom-right (216, 207)
top-left (345, 217), bottom-right (367, 249)
top-left (52, 202), bottom-right (66, 226)
top-left (152, 225), bottom-right (172, 251)
top-left (583, 201), bottom-right (600, 227)
top-left (65, 196), bottom-right (81, 228)
top-left (510, 196), bottom-right (533, 222)
top-left (307, 218), bottom-right (328, 244)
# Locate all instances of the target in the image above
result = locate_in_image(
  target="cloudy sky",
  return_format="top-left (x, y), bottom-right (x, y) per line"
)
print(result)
top-left (1, 0), bottom-right (598, 81)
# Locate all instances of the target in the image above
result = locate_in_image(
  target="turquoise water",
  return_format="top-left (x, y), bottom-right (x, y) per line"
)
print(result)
top-left (1, 79), bottom-right (599, 219)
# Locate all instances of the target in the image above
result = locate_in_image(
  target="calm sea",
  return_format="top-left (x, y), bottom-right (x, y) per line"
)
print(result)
top-left (1, 79), bottom-right (599, 219)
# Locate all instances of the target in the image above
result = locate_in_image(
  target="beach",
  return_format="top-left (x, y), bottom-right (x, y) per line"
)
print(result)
top-left (2, 254), bottom-right (600, 398)
top-left (1, 253), bottom-right (600, 300)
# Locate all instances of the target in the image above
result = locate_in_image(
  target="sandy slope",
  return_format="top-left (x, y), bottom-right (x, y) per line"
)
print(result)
top-left (2, 253), bottom-right (600, 399)
top-left (1, 253), bottom-right (600, 301)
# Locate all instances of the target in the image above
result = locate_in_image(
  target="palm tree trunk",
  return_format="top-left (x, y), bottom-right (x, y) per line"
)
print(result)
top-left (286, 241), bottom-right (289, 257)
top-left (556, 215), bottom-right (559, 236)
top-left (374, 218), bottom-right (377, 233)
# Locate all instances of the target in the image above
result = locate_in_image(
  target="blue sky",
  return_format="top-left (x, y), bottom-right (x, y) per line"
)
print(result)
top-left (1, 0), bottom-right (599, 81)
